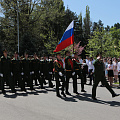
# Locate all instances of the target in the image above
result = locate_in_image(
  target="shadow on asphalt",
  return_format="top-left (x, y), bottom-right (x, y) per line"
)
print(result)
top-left (1, 86), bottom-right (120, 107)
top-left (1, 87), bottom-right (48, 99)
top-left (72, 93), bottom-right (120, 107)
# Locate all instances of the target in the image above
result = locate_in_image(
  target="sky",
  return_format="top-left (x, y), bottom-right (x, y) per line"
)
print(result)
top-left (0, 0), bottom-right (120, 27)
top-left (63, 0), bottom-right (120, 27)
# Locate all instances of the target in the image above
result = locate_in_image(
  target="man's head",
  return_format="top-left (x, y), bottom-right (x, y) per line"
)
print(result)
top-left (3, 49), bottom-right (7, 58)
top-left (56, 53), bottom-right (61, 60)
top-left (14, 51), bottom-right (18, 59)
top-left (65, 50), bottom-right (70, 56)
top-left (24, 52), bottom-right (28, 58)
top-left (74, 52), bottom-right (78, 59)
top-left (43, 54), bottom-right (47, 60)
top-left (34, 52), bottom-right (37, 59)
top-left (96, 53), bottom-right (102, 60)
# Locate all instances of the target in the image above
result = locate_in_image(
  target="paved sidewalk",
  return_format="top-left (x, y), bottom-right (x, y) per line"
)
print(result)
top-left (0, 79), bottom-right (120, 120)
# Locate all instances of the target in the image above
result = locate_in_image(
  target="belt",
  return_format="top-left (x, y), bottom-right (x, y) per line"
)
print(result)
top-left (55, 71), bottom-right (62, 72)
top-left (66, 70), bottom-right (72, 71)
top-left (75, 69), bottom-right (79, 70)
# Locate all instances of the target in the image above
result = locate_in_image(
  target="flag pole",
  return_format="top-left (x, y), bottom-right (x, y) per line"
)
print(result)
top-left (73, 20), bottom-right (74, 54)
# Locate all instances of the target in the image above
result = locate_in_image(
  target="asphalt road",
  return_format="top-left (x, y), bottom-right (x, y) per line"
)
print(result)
top-left (0, 79), bottom-right (120, 120)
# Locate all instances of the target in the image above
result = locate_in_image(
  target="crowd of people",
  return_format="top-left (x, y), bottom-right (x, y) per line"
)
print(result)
top-left (0, 49), bottom-right (119, 100)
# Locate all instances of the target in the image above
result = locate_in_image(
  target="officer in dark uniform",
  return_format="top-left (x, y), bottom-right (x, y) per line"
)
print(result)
top-left (11, 52), bottom-right (26, 91)
top-left (54, 53), bottom-right (66, 97)
top-left (31, 53), bottom-right (42, 87)
top-left (21, 52), bottom-right (34, 90)
top-left (48, 55), bottom-right (54, 82)
top-left (65, 51), bottom-right (76, 95)
top-left (40, 54), bottom-right (54, 88)
top-left (0, 49), bottom-right (16, 94)
top-left (73, 53), bottom-right (86, 93)
top-left (92, 53), bottom-right (119, 100)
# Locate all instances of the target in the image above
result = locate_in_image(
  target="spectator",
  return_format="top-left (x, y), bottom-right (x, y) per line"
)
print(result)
top-left (107, 60), bottom-right (114, 86)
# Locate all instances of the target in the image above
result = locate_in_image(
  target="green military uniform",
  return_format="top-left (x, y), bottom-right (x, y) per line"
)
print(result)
top-left (31, 58), bottom-right (42, 86)
top-left (0, 56), bottom-right (16, 93)
top-left (11, 58), bottom-right (26, 91)
top-left (65, 56), bottom-right (76, 94)
top-left (92, 59), bottom-right (116, 99)
top-left (54, 59), bottom-right (66, 97)
top-left (21, 58), bottom-right (34, 90)
top-left (73, 58), bottom-right (85, 92)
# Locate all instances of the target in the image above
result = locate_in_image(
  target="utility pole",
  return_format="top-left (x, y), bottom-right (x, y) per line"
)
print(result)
top-left (17, 0), bottom-right (19, 54)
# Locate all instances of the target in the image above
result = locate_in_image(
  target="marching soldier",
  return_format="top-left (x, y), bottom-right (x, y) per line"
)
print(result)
top-left (92, 53), bottom-right (119, 100)
top-left (40, 54), bottom-right (54, 88)
top-left (54, 53), bottom-right (66, 97)
top-left (65, 51), bottom-right (76, 95)
top-left (31, 53), bottom-right (42, 87)
top-left (11, 52), bottom-right (26, 91)
top-left (48, 56), bottom-right (54, 82)
top-left (0, 49), bottom-right (16, 94)
top-left (73, 53), bottom-right (86, 93)
top-left (21, 52), bottom-right (34, 90)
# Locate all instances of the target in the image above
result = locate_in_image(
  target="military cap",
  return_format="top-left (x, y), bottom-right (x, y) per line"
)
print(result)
top-left (65, 50), bottom-right (70, 55)
top-left (56, 52), bottom-right (61, 56)
top-left (3, 49), bottom-right (7, 53)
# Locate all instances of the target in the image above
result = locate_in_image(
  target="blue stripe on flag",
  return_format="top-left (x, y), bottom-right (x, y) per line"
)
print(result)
top-left (58, 28), bottom-right (74, 44)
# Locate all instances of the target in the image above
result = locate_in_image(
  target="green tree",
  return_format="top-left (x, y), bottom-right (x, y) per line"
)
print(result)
top-left (87, 28), bottom-right (114, 57)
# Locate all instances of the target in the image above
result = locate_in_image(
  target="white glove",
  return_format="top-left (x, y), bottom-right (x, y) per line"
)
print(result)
top-left (21, 72), bottom-right (24, 75)
top-left (32, 71), bottom-right (34, 74)
top-left (39, 71), bottom-right (40, 73)
top-left (49, 72), bottom-right (52, 74)
top-left (59, 72), bottom-right (63, 76)
top-left (41, 73), bottom-right (43, 75)
top-left (72, 72), bottom-right (75, 76)
top-left (0, 73), bottom-right (3, 77)
top-left (11, 72), bottom-right (13, 76)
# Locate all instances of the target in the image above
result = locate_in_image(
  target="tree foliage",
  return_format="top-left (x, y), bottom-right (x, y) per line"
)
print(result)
top-left (0, 0), bottom-right (120, 58)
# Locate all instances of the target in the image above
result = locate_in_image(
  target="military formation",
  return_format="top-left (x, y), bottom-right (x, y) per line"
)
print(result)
top-left (0, 49), bottom-right (119, 100)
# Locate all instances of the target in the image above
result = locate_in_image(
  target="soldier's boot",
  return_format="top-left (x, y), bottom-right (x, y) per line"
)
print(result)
top-left (61, 92), bottom-right (66, 97)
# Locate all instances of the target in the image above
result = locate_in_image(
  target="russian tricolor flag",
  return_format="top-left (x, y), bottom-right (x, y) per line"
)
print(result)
top-left (54, 20), bottom-right (74, 52)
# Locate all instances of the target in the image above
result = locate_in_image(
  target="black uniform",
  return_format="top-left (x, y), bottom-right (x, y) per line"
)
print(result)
top-left (73, 58), bottom-right (85, 92)
top-left (0, 56), bottom-right (16, 93)
top-left (82, 63), bottom-right (88, 84)
top-left (31, 58), bottom-right (41, 86)
top-left (11, 58), bottom-right (26, 91)
top-left (40, 59), bottom-right (54, 88)
top-left (48, 59), bottom-right (54, 81)
top-left (21, 58), bottom-right (34, 90)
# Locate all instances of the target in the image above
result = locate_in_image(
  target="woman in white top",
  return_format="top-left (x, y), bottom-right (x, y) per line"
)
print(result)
top-left (113, 58), bottom-right (118, 83)
top-left (107, 60), bottom-right (114, 86)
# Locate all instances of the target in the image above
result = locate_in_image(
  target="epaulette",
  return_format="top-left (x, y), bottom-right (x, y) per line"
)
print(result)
top-left (31, 58), bottom-right (34, 60)
top-left (22, 58), bottom-right (25, 60)
top-left (7, 56), bottom-right (11, 59)
top-left (12, 58), bottom-right (15, 60)
top-left (48, 59), bottom-right (53, 62)
top-left (40, 60), bottom-right (44, 62)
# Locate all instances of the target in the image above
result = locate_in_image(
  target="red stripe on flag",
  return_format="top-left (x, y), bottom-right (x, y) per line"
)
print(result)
top-left (54, 35), bottom-right (74, 52)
